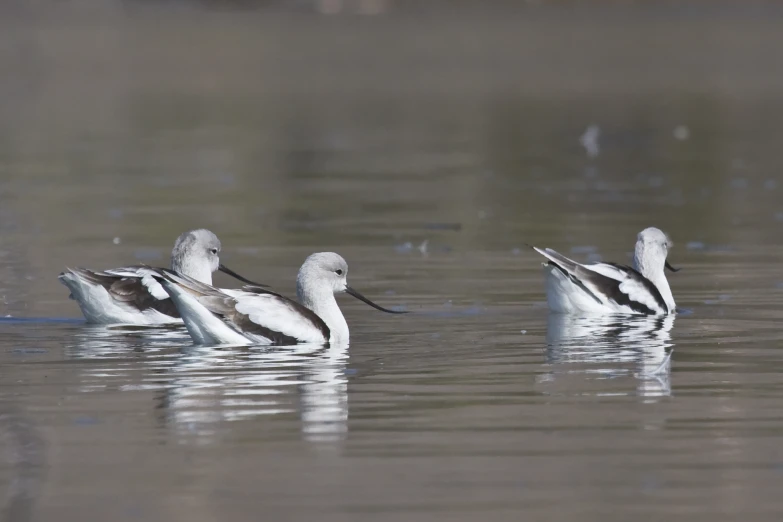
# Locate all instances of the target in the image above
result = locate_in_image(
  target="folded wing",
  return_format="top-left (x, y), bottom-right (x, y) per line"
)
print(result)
top-left (65, 266), bottom-right (180, 317)
top-left (150, 269), bottom-right (330, 345)
top-left (532, 247), bottom-right (668, 315)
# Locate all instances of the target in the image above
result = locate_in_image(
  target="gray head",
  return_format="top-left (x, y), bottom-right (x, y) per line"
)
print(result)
top-left (297, 252), bottom-right (405, 314)
top-left (638, 227), bottom-right (672, 249)
top-left (170, 229), bottom-right (222, 283)
top-left (634, 227), bottom-right (679, 275)
top-left (297, 252), bottom-right (350, 296)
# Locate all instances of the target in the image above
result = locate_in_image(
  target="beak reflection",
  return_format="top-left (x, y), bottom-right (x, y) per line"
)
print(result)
top-left (345, 286), bottom-right (408, 314)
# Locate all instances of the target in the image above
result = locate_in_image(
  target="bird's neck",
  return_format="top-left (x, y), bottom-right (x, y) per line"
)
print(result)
top-left (297, 284), bottom-right (349, 344)
top-left (171, 258), bottom-right (212, 285)
top-left (633, 250), bottom-right (675, 313)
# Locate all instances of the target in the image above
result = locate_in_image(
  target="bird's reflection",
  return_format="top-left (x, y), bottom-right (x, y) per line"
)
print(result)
top-left (65, 324), bottom-right (190, 358)
top-left (64, 325), bottom-right (190, 393)
top-left (64, 326), bottom-right (350, 445)
top-left (299, 343), bottom-right (349, 443)
top-left (160, 343), bottom-right (350, 445)
top-left (542, 314), bottom-right (675, 398)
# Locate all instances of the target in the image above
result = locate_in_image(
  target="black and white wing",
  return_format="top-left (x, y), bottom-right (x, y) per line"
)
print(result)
top-left (151, 269), bottom-right (330, 345)
top-left (532, 247), bottom-right (669, 315)
top-left (229, 291), bottom-right (330, 345)
top-left (72, 265), bottom-right (180, 317)
top-left (104, 265), bottom-right (171, 299)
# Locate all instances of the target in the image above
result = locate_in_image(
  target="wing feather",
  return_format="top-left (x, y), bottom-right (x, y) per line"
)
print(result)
top-left (531, 247), bottom-right (668, 314)
top-left (64, 266), bottom-right (180, 317)
top-left (233, 294), bottom-right (329, 344)
top-left (153, 269), bottom-right (330, 345)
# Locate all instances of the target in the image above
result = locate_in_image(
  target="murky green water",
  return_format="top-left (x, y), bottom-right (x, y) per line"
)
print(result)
top-left (2, 3), bottom-right (783, 521)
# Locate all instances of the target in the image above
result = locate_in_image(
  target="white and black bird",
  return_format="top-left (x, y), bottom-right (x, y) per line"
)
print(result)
top-left (59, 229), bottom-right (263, 325)
top-left (530, 227), bottom-right (679, 316)
top-left (145, 252), bottom-right (407, 346)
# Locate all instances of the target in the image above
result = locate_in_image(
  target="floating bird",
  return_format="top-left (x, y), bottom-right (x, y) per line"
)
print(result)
top-left (530, 227), bottom-right (679, 315)
top-left (59, 229), bottom-right (263, 325)
top-left (147, 252), bottom-right (406, 346)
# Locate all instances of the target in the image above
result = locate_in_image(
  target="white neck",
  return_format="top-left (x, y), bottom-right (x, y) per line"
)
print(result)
top-left (633, 250), bottom-right (675, 313)
top-left (171, 257), bottom-right (213, 285)
top-left (297, 284), bottom-right (349, 344)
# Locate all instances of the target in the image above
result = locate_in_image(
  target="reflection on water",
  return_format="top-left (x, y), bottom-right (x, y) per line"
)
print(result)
top-left (299, 344), bottom-right (349, 443)
top-left (543, 314), bottom-right (674, 398)
top-left (65, 326), bottom-right (349, 445)
top-left (66, 324), bottom-right (191, 356)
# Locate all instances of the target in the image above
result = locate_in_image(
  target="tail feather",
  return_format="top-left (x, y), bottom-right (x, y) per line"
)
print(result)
top-left (145, 268), bottom-right (244, 318)
top-left (530, 245), bottom-right (604, 306)
top-left (59, 267), bottom-right (116, 288)
top-left (530, 246), bottom-right (581, 275)
top-left (150, 269), bottom-right (250, 345)
top-left (148, 268), bottom-right (225, 299)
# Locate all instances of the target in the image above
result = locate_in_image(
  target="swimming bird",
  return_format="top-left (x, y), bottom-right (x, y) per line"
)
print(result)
top-left (59, 229), bottom-right (264, 325)
top-left (147, 252), bottom-right (406, 346)
top-left (530, 227), bottom-right (679, 316)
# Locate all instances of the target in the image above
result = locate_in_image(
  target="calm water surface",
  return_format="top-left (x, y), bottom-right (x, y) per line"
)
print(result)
top-left (2, 3), bottom-right (783, 521)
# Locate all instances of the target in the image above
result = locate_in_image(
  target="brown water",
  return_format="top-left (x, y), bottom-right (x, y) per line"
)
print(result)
top-left (2, 2), bottom-right (783, 521)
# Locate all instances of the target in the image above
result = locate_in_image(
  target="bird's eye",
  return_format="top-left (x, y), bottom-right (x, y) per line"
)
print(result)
top-left (335, 269), bottom-right (343, 276)
top-left (210, 248), bottom-right (218, 255)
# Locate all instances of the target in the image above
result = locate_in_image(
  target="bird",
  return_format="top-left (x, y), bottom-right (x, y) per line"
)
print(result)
top-left (145, 252), bottom-right (407, 346)
top-left (530, 227), bottom-right (679, 316)
top-left (59, 229), bottom-right (264, 325)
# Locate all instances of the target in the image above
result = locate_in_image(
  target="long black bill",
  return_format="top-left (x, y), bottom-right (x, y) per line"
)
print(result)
top-left (345, 286), bottom-right (408, 314)
top-left (665, 261), bottom-right (681, 273)
top-left (218, 263), bottom-right (270, 287)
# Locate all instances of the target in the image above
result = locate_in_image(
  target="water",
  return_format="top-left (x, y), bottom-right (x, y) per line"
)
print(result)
top-left (2, 2), bottom-right (783, 521)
